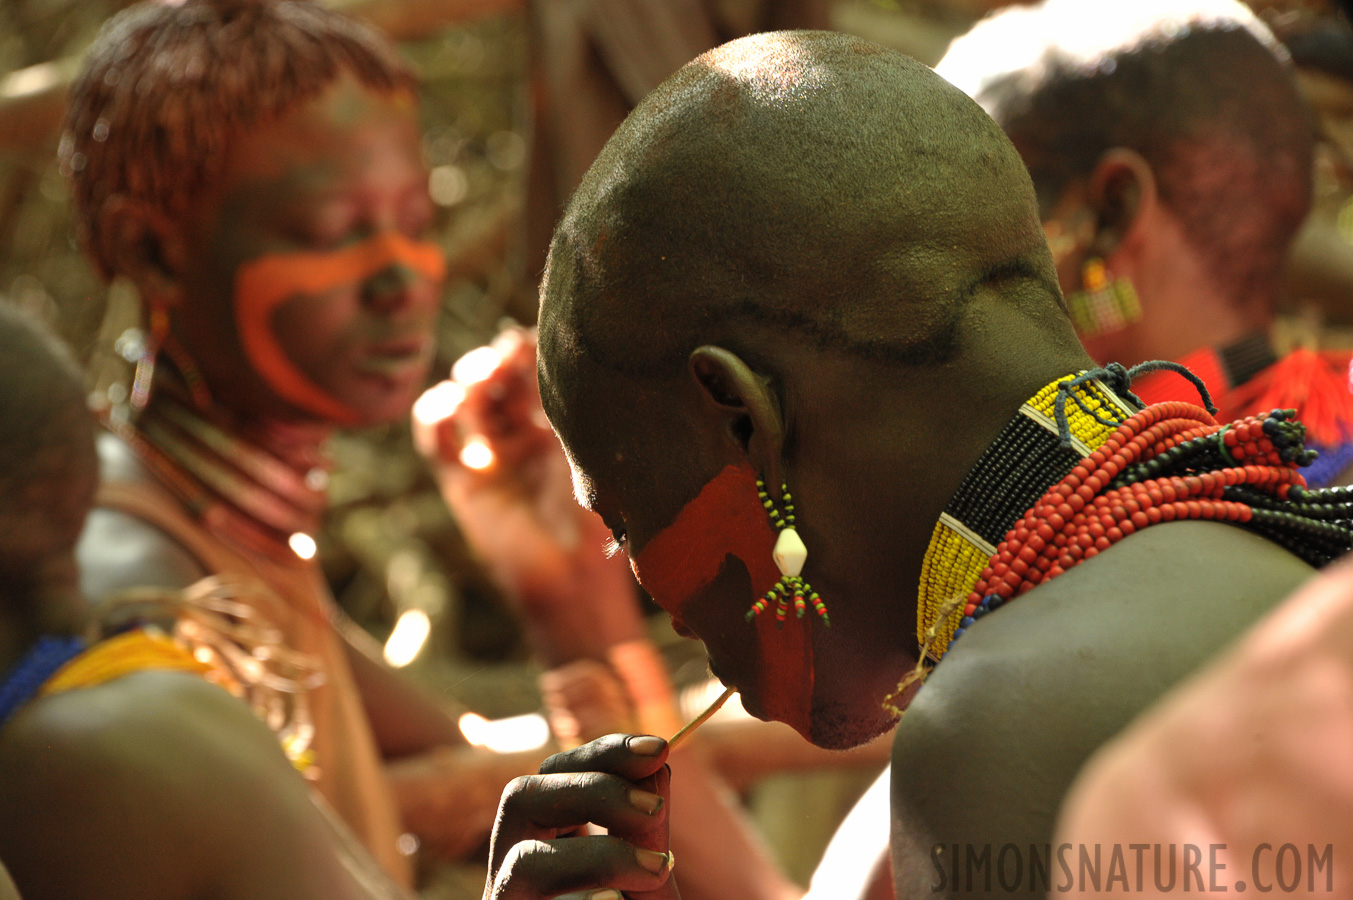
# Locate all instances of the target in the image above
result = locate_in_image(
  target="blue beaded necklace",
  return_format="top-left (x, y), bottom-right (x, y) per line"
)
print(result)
top-left (0, 636), bottom-right (85, 731)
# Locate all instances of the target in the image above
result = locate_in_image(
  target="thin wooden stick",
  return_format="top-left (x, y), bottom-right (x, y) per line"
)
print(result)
top-left (667, 685), bottom-right (736, 749)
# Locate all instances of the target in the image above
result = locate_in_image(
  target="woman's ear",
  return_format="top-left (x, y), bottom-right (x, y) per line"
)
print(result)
top-left (689, 345), bottom-right (785, 494)
top-left (1087, 148), bottom-right (1158, 262)
top-left (95, 195), bottom-right (190, 308)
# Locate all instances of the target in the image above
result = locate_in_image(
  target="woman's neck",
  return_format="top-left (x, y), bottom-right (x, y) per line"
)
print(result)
top-left (156, 394), bottom-right (333, 471)
top-left (125, 389), bottom-right (334, 551)
top-left (147, 365), bottom-right (335, 471)
top-left (1099, 214), bottom-right (1274, 367)
top-left (235, 415), bottom-right (334, 473)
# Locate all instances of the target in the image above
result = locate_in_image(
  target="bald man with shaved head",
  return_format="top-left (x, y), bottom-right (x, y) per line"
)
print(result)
top-left (478, 31), bottom-right (1328, 900)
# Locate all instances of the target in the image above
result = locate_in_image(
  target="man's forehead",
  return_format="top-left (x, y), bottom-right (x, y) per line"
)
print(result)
top-left (537, 332), bottom-right (615, 514)
top-left (536, 325), bottom-right (581, 452)
top-left (549, 393), bottom-right (629, 522)
top-left (562, 443), bottom-right (598, 514)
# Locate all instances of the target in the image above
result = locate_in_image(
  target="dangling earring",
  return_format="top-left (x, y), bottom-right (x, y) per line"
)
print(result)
top-left (1064, 258), bottom-right (1141, 340)
top-left (129, 308), bottom-right (213, 412)
top-left (745, 479), bottom-right (830, 628)
top-left (130, 306), bottom-right (168, 414)
top-left (160, 332), bottom-right (213, 411)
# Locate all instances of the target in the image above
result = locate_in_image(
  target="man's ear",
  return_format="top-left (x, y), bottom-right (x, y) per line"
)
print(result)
top-left (1087, 148), bottom-right (1158, 262)
top-left (94, 195), bottom-right (191, 308)
top-left (689, 345), bottom-right (785, 494)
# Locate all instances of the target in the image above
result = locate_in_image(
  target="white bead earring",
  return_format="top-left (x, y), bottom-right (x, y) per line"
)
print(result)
top-left (746, 479), bottom-right (830, 628)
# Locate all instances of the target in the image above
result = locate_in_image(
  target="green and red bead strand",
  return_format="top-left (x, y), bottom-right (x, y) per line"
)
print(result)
top-left (759, 478), bottom-right (789, 531)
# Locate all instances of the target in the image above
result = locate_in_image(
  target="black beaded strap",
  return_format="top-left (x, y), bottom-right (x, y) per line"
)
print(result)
top-left (945, 414), bottom-right (1086, 547)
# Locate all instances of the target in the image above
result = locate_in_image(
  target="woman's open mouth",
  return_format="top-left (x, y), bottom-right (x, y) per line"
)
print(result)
top-left (357, 337), bottom-right (433, 379)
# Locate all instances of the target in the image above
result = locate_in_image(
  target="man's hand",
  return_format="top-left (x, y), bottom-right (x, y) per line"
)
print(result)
top-left (413, 327), bottom-right (645, 666)
top-left (484, 733), bottom-right (680, 900)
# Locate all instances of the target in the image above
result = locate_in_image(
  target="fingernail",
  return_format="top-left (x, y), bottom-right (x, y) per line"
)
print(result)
top-left (588, 892), bottom-right (622, 900)
top-left (629, 789), bottom-right (663, 815)
top-left (636, 848), bottom-right (673, 875)
top-left (628, 735), bottom-right (666, 755)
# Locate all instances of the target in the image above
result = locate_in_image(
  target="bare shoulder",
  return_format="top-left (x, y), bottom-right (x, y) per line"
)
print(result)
top-left (78, 432), bottom-right (206, 603)
top-left (1056, 560), bottom-right (1353, 864)
top-left (0, 674), bottom-right (288, 898)
top-left (0, 673), bottom-right (371, 900)
top-left (889, 521), bottom-right (1315, 899)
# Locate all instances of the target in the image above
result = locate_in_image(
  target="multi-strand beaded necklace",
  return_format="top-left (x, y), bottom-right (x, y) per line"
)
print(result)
top-left (103, 389), bottom-right (329, 565)
top-left (916, 372), bottom-right (1135, 661)
top-left (0, 636), bottom-right (85, 729)
top-left (915, 366), bottom-right (1353, 668)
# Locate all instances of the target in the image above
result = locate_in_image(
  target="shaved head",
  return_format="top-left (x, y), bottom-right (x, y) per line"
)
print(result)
top-left (532, 32), bottom-right (1095, 747)
top-left (0, 304), bottom-right (97, 590)
top-left (540, 30), bottom-right (1066, 388)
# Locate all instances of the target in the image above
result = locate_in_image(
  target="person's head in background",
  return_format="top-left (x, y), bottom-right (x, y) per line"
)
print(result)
top-left (937, 0), bottom-right (1315, 367)
top-left (63, 0), bottom-right (446, 432)
top-left (0, 303), bottom-right (96, 657)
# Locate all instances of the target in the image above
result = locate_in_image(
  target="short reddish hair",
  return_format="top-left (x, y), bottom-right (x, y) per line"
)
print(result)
top-left (62, 0), bottom-right (417, 278)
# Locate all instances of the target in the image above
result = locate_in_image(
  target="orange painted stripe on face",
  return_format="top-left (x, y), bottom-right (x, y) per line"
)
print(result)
top-left (234, 232), bottom-right (447, 424)
top-left (631, 463), bottom-right (814, 737)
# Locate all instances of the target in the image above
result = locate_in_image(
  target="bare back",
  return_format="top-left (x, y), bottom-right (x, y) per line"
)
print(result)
top-left (0, 671), bottom-right (413, 900)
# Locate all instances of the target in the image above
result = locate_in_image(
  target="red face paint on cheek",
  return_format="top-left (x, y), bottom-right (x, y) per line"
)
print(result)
top-left (234, 232), bottom-right (447, 424)
top-left (632, 463), bottom-right (814, 738)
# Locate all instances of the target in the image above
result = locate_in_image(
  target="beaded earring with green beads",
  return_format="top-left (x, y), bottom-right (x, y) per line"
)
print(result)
top-left (745, 479), bottom-right (830, 628)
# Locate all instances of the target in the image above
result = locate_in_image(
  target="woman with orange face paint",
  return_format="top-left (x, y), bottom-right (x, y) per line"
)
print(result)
top-left (62, 5), bottom-right (824, 900)
top-left (234, 232), bottom-right (448, 427)
top-left (64, 0), bottom-right (547, 886)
